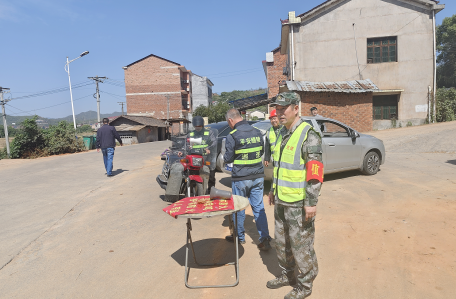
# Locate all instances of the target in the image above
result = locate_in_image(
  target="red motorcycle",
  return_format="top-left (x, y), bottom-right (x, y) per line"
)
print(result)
top-left (157, 136), bottom-right (209, 201)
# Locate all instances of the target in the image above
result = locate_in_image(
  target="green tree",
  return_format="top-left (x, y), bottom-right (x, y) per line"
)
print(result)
top-left (0, 125), bottom-right (18, 137)
top-left (213, 88), bottom-right (267, 103)
top-left (44, 121), bottom-right (85, 155)
top-left (193, 102), bottom-right (231, 123)
top-left (437, 14), bottom-right (456, 88)
top-left (76, 124), bottom-right (93, 133)
top-left (9, 116), bottom-right (46, 158)
top-left (436, 88), bottom-right (456, 122)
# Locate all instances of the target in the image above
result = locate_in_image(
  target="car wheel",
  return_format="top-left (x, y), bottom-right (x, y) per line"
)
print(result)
top-left (362, 151), bottom-right (380, 175)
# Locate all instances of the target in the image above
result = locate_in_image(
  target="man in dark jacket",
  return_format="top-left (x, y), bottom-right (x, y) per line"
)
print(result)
top-left (96, 118), bottom-right (123, 176)
top-left (224, 108), bottom-right (271, 250)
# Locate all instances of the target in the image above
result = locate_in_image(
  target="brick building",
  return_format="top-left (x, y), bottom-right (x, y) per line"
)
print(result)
top-left (262, 47), bottom-right (288, 100)
top-left (264, 0), bottom-right (445, 131)
top-left (122, 54), bottom-right (193, 135)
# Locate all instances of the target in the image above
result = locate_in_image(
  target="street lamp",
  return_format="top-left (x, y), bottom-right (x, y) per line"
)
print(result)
top-left (64, 51), bottom-right (89, 130)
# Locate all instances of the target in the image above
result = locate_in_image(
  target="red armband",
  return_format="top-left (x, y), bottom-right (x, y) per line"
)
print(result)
top-left (306, 161), bottom-right (324, 182)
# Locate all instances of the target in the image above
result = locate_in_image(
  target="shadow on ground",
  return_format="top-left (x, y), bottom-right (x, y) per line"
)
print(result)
top-left (323, 169), bottom-right (367, 182)
top-left (111, 169), bottom-right (129, 176)
top-left (446, 159), bottom-right (456, 165)
top-left (171, 238), bottom-right (245, 267)
top-left (221, 214), bottom-right (281, 277)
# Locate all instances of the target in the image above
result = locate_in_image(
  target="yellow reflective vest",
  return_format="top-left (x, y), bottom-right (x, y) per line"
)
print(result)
top-left (189, 130), bottom-right (210, 150)
top-left (272, 122), bottom-right (312, 202)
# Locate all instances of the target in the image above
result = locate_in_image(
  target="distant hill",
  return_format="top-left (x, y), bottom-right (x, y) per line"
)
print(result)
top-left (5, 111), bottom-right (123, 127)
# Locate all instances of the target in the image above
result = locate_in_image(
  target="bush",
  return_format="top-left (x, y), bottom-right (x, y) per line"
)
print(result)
top-left (76, 124), bottom-right (93, 134)
top-left (436, 88), bottom-right (456, 122)
top-left (10, 116), bottom-right (46, 158)
top-left (8, 116), bottom-right (85, 158)
top-left (44, 121), bottom-right (85, 155)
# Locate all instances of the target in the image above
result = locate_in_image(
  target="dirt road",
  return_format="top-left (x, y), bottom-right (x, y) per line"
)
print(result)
top-left (0, 121), bottom-right (455, 298)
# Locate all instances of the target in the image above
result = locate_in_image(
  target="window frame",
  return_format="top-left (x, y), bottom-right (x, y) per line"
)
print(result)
top-left (373, 95), bottom-right (399, 120)
top-left (367, 36), bottom-right (397, 64)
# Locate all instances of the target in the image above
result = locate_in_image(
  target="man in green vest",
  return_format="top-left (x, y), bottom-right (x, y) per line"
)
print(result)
top-left (264, 108), bottom-right (281, 167)
top-left (187, 116), bottom-right (217, 194)
top-left (266, 92), bottom-right (324, 299)
top-left (165, 116), bottom-right (216, 202)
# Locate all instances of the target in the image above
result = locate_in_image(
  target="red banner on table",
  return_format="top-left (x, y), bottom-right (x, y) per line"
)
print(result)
top-left (163, 195), bottom-right (234, 218)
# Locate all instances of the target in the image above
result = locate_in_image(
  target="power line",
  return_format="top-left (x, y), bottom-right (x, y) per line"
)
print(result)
top-left (7, 94), bottom-right (93, 116)
top-left (205, 67), bottom-right (263, 76)
top-left (100, 91), bottom-right (125, 98)
top-left (10, 81), bottom-right (93, 101)
top-left (209, 69), bottom-right (264, 79)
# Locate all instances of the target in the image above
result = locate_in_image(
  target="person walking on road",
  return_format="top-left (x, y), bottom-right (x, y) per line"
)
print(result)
top-left (264, 108), bottom-right (281, 167)
top-left (266, 92), bottom-right (323, 299)
top-left (96, 118), bottom-right (123, 177)
top-left (224, 108), bottom-right (272, 250)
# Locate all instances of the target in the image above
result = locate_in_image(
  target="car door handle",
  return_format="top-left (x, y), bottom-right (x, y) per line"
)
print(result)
top-left (327, 143), bottom-right (336, 147)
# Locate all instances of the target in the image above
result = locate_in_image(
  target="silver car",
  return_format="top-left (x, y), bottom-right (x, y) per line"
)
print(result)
top-left (217, 117), bottom-right (385, 180)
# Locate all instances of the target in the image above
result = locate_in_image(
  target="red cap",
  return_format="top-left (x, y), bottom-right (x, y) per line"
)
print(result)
top-left (269, 109), bottom-right (277, 118)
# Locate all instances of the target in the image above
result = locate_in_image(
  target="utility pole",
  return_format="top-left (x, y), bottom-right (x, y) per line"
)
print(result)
top-left (88, 76), bottom-right (107, 128)
top-left (118, 102), bottom-right (125, 115)
top-left (0, 87), bottom-right (11, 158)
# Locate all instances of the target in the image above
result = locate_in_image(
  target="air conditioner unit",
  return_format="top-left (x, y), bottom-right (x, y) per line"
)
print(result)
top-left (186, 87), bottom-right (190, 91)
top-left (185, 80), bottom-right (190, 83)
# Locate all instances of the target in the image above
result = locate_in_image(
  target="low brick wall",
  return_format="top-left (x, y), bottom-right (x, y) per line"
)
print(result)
top-left (299, 92), bottom-right (373, 132)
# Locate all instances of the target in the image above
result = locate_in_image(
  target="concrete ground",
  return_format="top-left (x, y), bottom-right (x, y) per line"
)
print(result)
top-left (0, 121), bottom-right (455, 298)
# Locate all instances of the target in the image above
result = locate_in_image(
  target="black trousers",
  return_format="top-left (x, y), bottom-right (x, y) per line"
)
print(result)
top-left (208, 169), bottom-right (216, 192)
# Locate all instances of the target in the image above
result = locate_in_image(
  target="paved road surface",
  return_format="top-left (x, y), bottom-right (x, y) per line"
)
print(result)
top-left (0, 121), bottom-right (455, 298)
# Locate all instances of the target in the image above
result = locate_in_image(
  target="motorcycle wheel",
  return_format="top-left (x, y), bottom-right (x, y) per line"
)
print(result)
top-left (190, 181), bottom-right (204, 197)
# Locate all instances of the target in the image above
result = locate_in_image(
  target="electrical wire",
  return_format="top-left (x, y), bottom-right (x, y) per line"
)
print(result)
top-left (5, 103), bottom-right (34, 116)
top-left (7, 94), bottom-right (93, 116)
top-left (210, 69), bottom-right (264, 79)
top-left (205, 67), bottom-right (263, 76)
top-left (100, 91), bottom-right (126, 98)
top-left (10, 81), bottom-right (93, 101)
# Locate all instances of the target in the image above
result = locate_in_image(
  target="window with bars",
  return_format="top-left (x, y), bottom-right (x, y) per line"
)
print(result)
top-left (367, 37), bottom-right (397, 64)
top-left (373, 95), bottom-right (398, 120)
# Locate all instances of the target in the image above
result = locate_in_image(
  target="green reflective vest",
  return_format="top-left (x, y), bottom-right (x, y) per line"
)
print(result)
top-left (268, 126), bottom-right (281, 155)
top-left (272, 122), bottom-right (311, 202)
top-left (230, 129), bottom-right (263, 165)
top-left (189, 130), bottom-right (210, 150)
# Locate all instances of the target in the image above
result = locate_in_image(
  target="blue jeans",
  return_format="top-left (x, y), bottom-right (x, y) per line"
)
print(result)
top-left (232, 177), bottom-right (270, 243)
top-left (102, 148), bottom-right (115, 175)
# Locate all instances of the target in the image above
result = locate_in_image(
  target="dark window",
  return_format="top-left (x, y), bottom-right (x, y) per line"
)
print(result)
top-left (315, 120), bottom-right (349, 137)
top-left (373, 95), bottom-right (398, 120)
top-left (367, 37), bottom-right (397, 64)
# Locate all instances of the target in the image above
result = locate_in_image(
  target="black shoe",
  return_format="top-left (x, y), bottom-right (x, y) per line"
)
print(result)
top-left (225, 235), bottom-right (246, 244)
top-left (163, 194), bottom-right (179, 203)
top-left (257, 238), bottom-right (272, 251)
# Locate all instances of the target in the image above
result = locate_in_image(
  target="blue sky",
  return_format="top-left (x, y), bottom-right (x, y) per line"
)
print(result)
top-left (0, 0), bottom-right (454, 119)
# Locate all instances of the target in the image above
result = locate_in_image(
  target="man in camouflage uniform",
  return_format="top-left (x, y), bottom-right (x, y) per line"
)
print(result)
top-left (266, 92), bottom-right (323, 299)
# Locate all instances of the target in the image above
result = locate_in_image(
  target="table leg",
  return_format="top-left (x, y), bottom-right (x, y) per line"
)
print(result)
top-left (184, 214), bottom-right (240, 288)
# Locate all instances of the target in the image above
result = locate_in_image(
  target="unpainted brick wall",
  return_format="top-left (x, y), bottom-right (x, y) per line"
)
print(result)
top-left (299, 92), bottom-right (373, 132)
top-left (267, 49), bottom-right (288, 98)
top-left (124, 55), bottom-right (189, 118)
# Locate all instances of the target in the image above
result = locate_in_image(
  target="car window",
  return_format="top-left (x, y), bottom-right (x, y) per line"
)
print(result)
top-left (205, 122), bottom-right (228, 133)
top-left (218, 126), bottom-right (232, 137)
top-left (252, 121), bottom-right (272, 131)
top-left (316, 120), bottom-right (349, 137)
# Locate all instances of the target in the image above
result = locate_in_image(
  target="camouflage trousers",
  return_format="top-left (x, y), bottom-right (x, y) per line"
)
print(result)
top-left (274, 204), bottom-right (318, 291)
